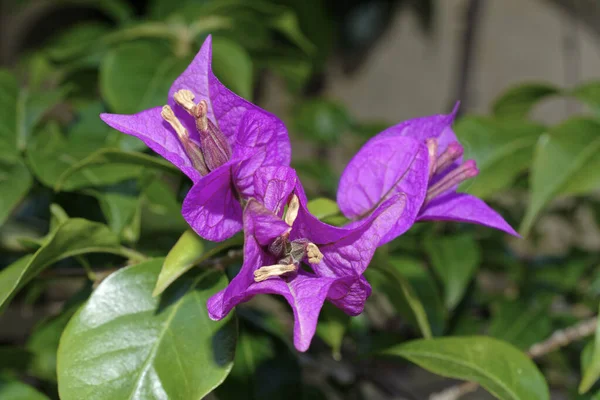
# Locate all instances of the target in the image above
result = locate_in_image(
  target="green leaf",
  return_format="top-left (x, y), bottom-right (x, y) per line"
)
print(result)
top-left (571, 81), bottom-right (600, 113)
top-left (381, 336), bottom-right (549, 400)
top-left (0, 70), bottom-right (20, 158)
top-left (455, 116), bottom-right (545, 198)
top-left (0, 377), bottom-right (49, 400)
top-left (57, 258), bottom-right (237, 400)
top-left (293, 99), bottom-right (352, 145)
top-left (424, 234), bottom-right (481, 310)
top-left (0, 159), bottom-right (32, 225)
top-left (492, 83), bottom-right (560, 119)
top-left (27, 125), bottom-right (144, 191)
top-left (0, 218), bottom-right (121, 312)
top-left (316, 302), bottom-right (350, 360)
top-left (54, 148), bottom-right (178, 191)
top-left (488, 299), bottom-right (552, 350)
top-left (86, 190), bottom-right (141, 242)
top-left (26, 294), bottom-right (86, 382)
top-left (212, 37), bottom-right (254, 100)
top-left (100, 42), bottom-right (190, 114)
top-left (367, 260), bottom-right (433, 338)
top-left (153, 230), bottom-right (242, 296)
top-left (580, 308), bottom-right (600, 393)
top-left (216, 325), bottom-right (301, 400)
top-left (307, 198), bottom-right (340, 220)
top-left (521, 118), bottom-right (600, 236)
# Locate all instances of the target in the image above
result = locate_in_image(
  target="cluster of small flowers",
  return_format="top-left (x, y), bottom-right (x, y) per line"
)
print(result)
top-left (101, 36), bottom-right (517, 352)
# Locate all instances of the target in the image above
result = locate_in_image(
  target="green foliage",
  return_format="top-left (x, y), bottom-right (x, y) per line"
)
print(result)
top-left (381, 336), bottom-right (550, 400)
top-left (580, 312), bottom-right (600, 394)
top-left (57, 259), bottom-right (237, 400)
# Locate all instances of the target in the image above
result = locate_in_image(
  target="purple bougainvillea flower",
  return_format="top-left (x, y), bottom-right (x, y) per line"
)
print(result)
top-left (100, 35), bottom-right (290, 241)
top-left (208, 166), bottom-right (404, 351)
top-left (337, 103), bottom-right (518, 244)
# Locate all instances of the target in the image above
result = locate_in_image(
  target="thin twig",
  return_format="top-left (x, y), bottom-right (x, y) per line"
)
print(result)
top-left (451, 0), bottom-right (485, 116)
top-left (430, 316), bottom-right (599, 400)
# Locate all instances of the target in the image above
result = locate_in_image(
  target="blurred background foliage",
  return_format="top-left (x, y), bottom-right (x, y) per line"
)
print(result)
top-left (1, 0), bottom-right (600, 399)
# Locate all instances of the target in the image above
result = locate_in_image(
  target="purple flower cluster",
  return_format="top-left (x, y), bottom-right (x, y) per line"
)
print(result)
top-left (102, 36), bottom-right (518, 351)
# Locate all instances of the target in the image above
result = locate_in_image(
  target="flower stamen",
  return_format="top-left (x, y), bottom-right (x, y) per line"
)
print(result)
top-left (254, 264), bottom-right (297, 282)
top-left (434, 142), bottom-right (464, 175)
top-left (426, 138), bottom-right (438, 179)
top-left (425, 159), bottom-right (478, 204)
top-left (306, 243), bottom-right (323, 264)
top-left (284, 195), bottom-right (300, 227)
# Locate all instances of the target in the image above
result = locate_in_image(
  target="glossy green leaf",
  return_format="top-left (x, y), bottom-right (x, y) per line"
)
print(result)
top-left (0, 70), bottom-right (19, 158)
top-left (0, 377), bottom-right (49, 400)
top-left (579, 307), bottom-right (600, 394)
top-left (212, 37), bottom-right (254, 100)
top-left (216, 326), bottom-right (301, 400)
top-left (488, 299), bottom-right (552, 350)
top-left (293, 99), bottom-right (352, 144)
top-left (153, 230), bottom-right (242, 296)
top-left (424, 234), bottom-right (480, 310)
top-left (455, 116), bottom-right (545, 198)
top-left (492, 83), bottom-right (560, 119)
top-left (57, 258), bottom-right (237, 400)
top-left (307, 198), bottom-right (340, 220)
top-left (54, 148), bottom-right (178, 191)
top-left (0, 159), bottom-right (32, 225)
top-left (100, 42), bottom-right (189, 114)
top-left (381, 336), bottom-right (549, 400)
top-left (316, 302), bottom-right (350, 360)
top-left (367, 260), bottom-right (433, 338)
top-left (521, 118), bottom-right (600, 236)
top-left (0, 218), bottom-right (121, 312)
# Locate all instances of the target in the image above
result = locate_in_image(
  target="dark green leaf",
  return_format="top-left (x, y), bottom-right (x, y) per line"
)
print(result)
top-left (216, 326), bottom-right (301, 400)
top-left (580, 308), bottom-right (600, 394)
top-left (455, 116), bottom-right (545, 198)
top-left (521, 118), bottom-right (600, 236)
top-left (0, 218), bottom-right (121, 312)
top-left (367, 260), bottom-right (433, 338)
top-left (293, 99), bottom-right (352, 144)
top-left (212, 37), bottom-right (254, 100)
top-left (86, 190), bottom-right (141, 242)
top-left (54, 148), bottom-right (178, 191)
top-left (153, 229), bottom-right (242, 296)
top-left (0, 159), bottom-right (32, 225)
top-left (492, 83), bottom-right (560, 119)
top-left (100, 42), bottom-right (189, 114)
top-left (424, 234), bottom-right (480, 310)
top-left (57, 258), bottom-right (237, 400)
top-left (316, 302), bottom-right (350, 360)
top-left (381, 336), bottom-right (549, 400)
top-left (488, 299), bottom-right (552, 350)
top-left (571, 81), bottom-right (600, 113)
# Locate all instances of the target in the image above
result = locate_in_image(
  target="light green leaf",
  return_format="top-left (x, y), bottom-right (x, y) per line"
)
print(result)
top-left (521, 118), bottom-right (600, 236)
top-left (0, 377), bottom-right (49, 400)
top-left (212, 37), bottom-right (254, 100)
top-left (100, 42), bottom-right (189, 114)
top-left (492, 83), bottom-right (560, 119)
top-left (381, 336), bottom-right (549, 400)
top-left (0, 218), bottom-right (121, 312)
top-left (455, 116), bottom-right (545, 198)
top-left (367, 260), bottom-right (433, 338)
top-left (54, 148), bottom-right (178, 191)
top-left (579, 308), bottom-right (600, 394)
top-left (424, 234), bottom-right (481, 310)
top-left (0, 159), bottom-right (32, 226)
top-left (153, 230), bottom-right (242, 297)
top-left (57, 258), bottom-right (237, 400)
top-left (307, 198), bottom-right (340, 220)
top-left (316, 302), bottom-right (350, 360)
